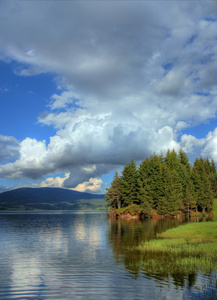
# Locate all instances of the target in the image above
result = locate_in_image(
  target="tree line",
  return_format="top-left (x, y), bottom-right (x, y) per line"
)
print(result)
top-left (105, 149), bottom-right (217, 217)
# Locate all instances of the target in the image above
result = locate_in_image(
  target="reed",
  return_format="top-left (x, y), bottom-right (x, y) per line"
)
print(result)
top-left (140, 256), bottom-right (215, 274)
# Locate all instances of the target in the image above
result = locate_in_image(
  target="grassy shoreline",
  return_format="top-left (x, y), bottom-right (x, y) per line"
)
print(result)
top-left (138, 200), bottom-right (217, 274)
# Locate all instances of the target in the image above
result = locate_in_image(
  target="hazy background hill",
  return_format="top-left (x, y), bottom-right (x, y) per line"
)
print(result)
top-left (0, 187), bottom-right (106, 211)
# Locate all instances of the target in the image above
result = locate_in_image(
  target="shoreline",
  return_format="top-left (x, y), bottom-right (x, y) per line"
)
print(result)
top-left (107, 204), bottom-right (214, 221)
top-left (136, 199), bottom-right (217, 274)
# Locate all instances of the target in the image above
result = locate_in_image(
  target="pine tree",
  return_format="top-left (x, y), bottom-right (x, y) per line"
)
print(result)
top-left (183, 186), bottom-right (197, 219)
top-left (209, 173), bottom-right (217, 198)
top-left (147, 154), bottom-right (164, 208)
top-left (191, 158), bottom-right (213, 212)
top-left (178, 148), bottom-right (193, 212)
top-left (105, 171), bottom-right (122, 209)
top-left (164, 149), bottom-right (183, 210)
top-left (121, 159), bottom-right (139, 207)
top-left (105, 151), bottom-right (215, 217)
top-left (210, 159), bottom-right (216, 174)
top-left (138, 158), bottom-right (153, 212)
top-left (178, 149), bottom-right (191, 173)
top-left (204, 157), bottom-right (212, 175)
top-left (157, 165), bottom-right (180, 215)
top-left (206, 158), bottom-right (217, 197)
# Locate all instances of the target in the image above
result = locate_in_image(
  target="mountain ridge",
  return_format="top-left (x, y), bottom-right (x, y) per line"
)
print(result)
top-left (0, 187), bottom-right (106, 211)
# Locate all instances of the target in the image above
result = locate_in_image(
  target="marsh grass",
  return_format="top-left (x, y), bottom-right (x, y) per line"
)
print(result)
top-left (138, 200), bottom-right (217, 274)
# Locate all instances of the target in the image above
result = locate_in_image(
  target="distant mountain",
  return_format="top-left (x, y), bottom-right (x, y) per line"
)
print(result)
top-left (0, 187), bottom-right (106, 211)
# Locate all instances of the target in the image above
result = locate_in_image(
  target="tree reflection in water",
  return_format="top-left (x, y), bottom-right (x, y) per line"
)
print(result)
top-left (106, 217), bottom-right (181, 277)
top-left (106, 216), bottom-right (217, 295)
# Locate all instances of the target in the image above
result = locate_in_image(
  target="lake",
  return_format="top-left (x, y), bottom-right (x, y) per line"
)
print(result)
top-left (0, 211), bottom-right (216, 299)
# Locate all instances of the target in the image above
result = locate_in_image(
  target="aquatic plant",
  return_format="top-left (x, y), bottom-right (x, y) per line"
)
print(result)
top-left (138, 200), bottom-right (217, 274)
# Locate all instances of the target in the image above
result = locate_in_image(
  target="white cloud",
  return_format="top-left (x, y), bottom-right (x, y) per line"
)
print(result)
top-left (0, 134), bottom-right (20, 163)
top-left (180, 134), bottom-right (205, 156)
top-left (151, 126), bottom-right (180, 154)
top-left (49, 91), bottom-right (80, 110)
top-left (40, 173), bottom-right (70, 188)
top-left (175, 121), bottom-right (190, 132)
top-left (1, 1), bottom-right (217, 189)
top-left (201, 129), bottom-right (217, 161)
top-left (20, 138), bottom-right (47, 162)
top-left (0, 138), bottom-right (49, 179)
top-left (180, 129), bottom-right (217, 163)
top-left (72, 178), bottom-right (103, 193)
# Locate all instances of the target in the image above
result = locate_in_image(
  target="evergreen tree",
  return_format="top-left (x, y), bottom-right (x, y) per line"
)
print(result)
top-left (121, 159), bottom-right (139, 206)
top-left (210, 159), bottom-right (216, 174)
top-left (138, 158), bottom-right (153, 212)
top-left (105, 150), bottom-right (215, 217)
top-left (164, 149), bottom-right (178, 169)
top-left (147, 154), bottom-right (164, 208)
top-left (178, 148), bottom-right (193, 211)
top-left (164, 149), bottom-right (183, 209)
top-left (184, 186), bottom-right (197, 219)
top-left (206, 158), bottom-right (217, 197)
top-left (209, 172), bottom-right (217, 198)
top-left (204, 157), bottom-right (212, 175)
top-left (178, 149), bottom-right (191, 173)
top-left (105, 171), bottom-right (122, 209)
top-left (157, 165), bottom-right (180, 215)
top-left (191, 158), bottom-right (213, 212)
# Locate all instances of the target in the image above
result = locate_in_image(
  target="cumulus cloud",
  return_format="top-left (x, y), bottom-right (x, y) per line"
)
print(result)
top-left (49, 91), bottom-right (81, 111)
top-left (180, 129), bottom-right (217, 163)
top-left (0, 1), bottom-right (216, 105)
top-left (72, 178), bottom-right (103, 194)
top-left (202, 129), bottom-right (217, 162)
top-left (180, 134), bottom-right (205, 162)
top-left (1, 138), bottom-right (49, 179)
top-left (0, 135), bottom-right (19, 163)
top-left (40, 173), bottom-right (70, 188)
top-left (0, 1), bottom-right (217, 190)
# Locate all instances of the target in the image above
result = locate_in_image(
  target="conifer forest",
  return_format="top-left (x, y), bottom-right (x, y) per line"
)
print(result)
top-left (105, 149), bottom-right (217, 217)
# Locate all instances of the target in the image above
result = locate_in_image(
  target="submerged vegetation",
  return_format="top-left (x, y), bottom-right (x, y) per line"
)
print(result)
top-left (105, 149), bottom-right (217, 218)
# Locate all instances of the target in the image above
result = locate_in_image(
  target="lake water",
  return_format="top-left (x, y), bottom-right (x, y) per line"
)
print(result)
top-left (0, 211), bottom-right (216, 299)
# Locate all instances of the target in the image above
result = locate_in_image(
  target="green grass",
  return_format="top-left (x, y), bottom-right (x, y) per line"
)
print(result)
top-left (138, 200), bottom-right (217, 274)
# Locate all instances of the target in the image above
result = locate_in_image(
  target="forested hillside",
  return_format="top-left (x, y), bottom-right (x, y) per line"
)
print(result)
top-left (0, 187), bottom-right (106, 210)
top-left (105, 149), bottom-right (217, 217)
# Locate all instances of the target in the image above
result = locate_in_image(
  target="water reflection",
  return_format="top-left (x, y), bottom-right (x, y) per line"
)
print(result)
top-left (0, 212), bottom-right (108, 299)
top-left (106, 216), bottom-right (217, 297)
top-left (0, 211), bottom-right (216, 299)
top-left (107, 217), bottom-right (181, 275)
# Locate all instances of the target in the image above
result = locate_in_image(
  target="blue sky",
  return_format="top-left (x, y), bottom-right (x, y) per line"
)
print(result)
top-left (0, 0), bottom-right (217, 193)
top-left (0, 61), bottom-right (57, 141)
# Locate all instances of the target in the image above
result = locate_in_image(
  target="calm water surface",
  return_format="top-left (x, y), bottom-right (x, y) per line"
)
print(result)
top-left (0, 211), bottom-right (216, 299)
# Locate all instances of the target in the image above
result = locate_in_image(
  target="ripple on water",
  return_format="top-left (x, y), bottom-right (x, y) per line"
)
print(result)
top-left (0, 211), bottom-right (216, 299)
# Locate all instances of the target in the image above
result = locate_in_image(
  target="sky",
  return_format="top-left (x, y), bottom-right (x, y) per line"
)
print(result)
top-left (0, 0), bottom-right (217, 194)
